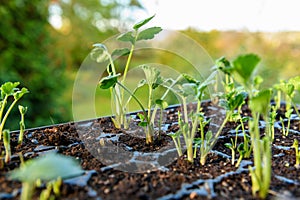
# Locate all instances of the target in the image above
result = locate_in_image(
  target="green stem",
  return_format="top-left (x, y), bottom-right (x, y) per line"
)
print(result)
top-left (21, 182), bottom-right (34, 200)
top-left (0, 98), bottom-right (19, 140)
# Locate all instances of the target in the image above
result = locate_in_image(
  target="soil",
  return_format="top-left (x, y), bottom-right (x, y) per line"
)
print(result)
top-left (1, 101), bottom-right (300, 200)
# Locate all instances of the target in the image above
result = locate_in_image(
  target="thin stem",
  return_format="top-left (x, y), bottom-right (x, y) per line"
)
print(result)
top-left (0, 98), bottom-right (19, 140)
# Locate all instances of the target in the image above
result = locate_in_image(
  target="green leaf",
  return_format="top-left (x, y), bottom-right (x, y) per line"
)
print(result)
top-left (133, 15), bottom-right (155, 30)
top-left (14, 88), bottom-right (29, 100)
top-left (10, 153), bottom-right (83, 182)
top-left (98, 74), bottom-right (120, 89)
top-left (90, 44), bottom-right (109, 63)
top-left (224, 143), bottom-right (233, 149)
top-left (232, 54), bottom-right (260, 86)
top-left (117, 31), bottom-right (135, 44)
top-left (249, 89), bottom-right (272, 115)
top-left (18, 105), bottom-right (27, 115)
top-left (137, 27), bottom-right (162, 41)
top-left (111, 48), bottom-right (130, 57)
top-left (182, 73), bottom-right (198, 84)
top-left (1, 82), bottom-right (20, 96)
top-left (141, 65), bottom-right (163, 89)
top-left (138, 121), bottom-right (148, 127)
top-left (215, 56), bottom-right (233, 75)
top-left (155, 99), bottom-right (168, 109)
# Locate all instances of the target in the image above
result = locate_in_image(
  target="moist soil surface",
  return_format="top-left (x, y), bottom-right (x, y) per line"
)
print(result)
top-left (1, 101), bottom-right (300, 200)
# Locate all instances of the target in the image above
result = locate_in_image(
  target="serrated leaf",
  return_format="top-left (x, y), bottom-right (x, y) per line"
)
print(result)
top-left (111, 48), bottom-right (130, 57)
top-left (133, 15), bottom-right (155, 30)
top-left (1, 82), bottom-right (20, 96)
top-left (117, 31), bottom-right (135, 44)
top-left (137, 27), bottom-right (162, 41)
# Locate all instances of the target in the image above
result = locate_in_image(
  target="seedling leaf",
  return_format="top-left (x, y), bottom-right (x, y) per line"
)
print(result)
top-left (112, 48), bottom-right (130, 57)
top-left (137, 27), bottom-right (162, 41)
top-left (232, 54), bottom-right (260, 86)
top-left (1, 82), bottom-right (20, 96)
top-left (155, 99), bottom-right (168, 109)
top-left (10, 153), bottom-right (83, 182)
top-left (117, 31), bottom-right (135, 44)
top-left (133, 15), bottom-right (155, 30)
top-left (249, 89), bottom-right (272, 115)
top-left (99, 74), bottom-right (120, 89)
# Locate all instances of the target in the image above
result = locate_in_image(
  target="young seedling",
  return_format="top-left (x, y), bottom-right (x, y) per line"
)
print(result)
top-left (3, 129), bottom-right (11, 163)
top-left (291, 139), bottom-right (300, 168)
top-left (10, 153), bottom-right (83, 200)
top-left (99, 66), bottom-right (168, 144)
top-left (225, 124), bottom-right (241, 165)
top-left (18, 105), bottom-right (27, 144)
top-left (235, 143), bottom-right (246, 167)
top-left (280, 108), bottom-right (293, 137)
top-left (0, 82), bottom-right (29, 139)
top-left (92, 15), bottom-right (162, 129)
top-left (228, 54), bottom-right (272, 199)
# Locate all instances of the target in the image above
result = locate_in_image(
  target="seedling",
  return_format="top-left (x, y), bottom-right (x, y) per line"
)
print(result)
top-left (3, 129), bottom-right (11, 163)
top-left (280, 108), bottom-right (293, 136)
top-left (18, 105), bottom-right (27, 144)
top-left (0, 82), bottom-right (29, 139)
top-left (92, 15), bottom-right (162, 129)
top-left (10, 153), bottom-right (83, 200)
top-left (291, 139), bottom-right (300, 168)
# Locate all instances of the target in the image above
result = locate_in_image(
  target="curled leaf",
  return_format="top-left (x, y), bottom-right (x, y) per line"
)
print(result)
top-left (99, 74), bottom-right (120, 89)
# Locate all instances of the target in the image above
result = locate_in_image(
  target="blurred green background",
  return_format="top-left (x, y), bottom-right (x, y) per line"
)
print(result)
top-left (1, 0), bottom-right (299, 129)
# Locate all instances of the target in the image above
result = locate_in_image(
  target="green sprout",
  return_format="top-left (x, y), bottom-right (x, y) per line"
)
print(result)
top-left (0, 82), bottom-right (29, 139)
top-left (18, 105), bottom-right (28, 144)
top-left (92, 15), bottom-right (162, 129)
top-left (280, 108), bottom-right (293, 137)
top-left (10, 153), bottom-right (83, 200)
top-left (291, 139), bottom-right (300, 168)
top-left (226, 54), bottom-right (271, 199)
top-left (99, 66), bottom-right (169, 144)
top-left (3, 129), bottom-right (11, 163)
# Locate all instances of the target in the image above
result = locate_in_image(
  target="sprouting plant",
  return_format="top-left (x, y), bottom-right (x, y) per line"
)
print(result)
top-left (291, 139), bottom-right (300, 168)
top-left (280, 108), bottom-right (293, 137)
top-left (92, 15), bottom-right (162, 129)
top-left (225, 124), bottom-right (241, 165)
top-left (274, 77), bottom-right (300, 126)
top-left (0, 82), bottom-right (29, 139)
top-left (39, 177), bottom-right (62, 200)
top-left (10, 153), bottom-right (83, 200)
top-left (248, 89), bottom-right (272, 199)
top-left (3, 129), bottom-right (11, 163)
top-left (18, 105), bottom-right (27, 144)
top-left (99, 65), bottom-right (171, 144)
top-left (227, 53), bottom-right (272, 199)
top-left (174, 73), bottom-right (215, 163)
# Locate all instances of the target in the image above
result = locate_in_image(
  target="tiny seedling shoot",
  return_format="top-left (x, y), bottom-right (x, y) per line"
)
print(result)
top-left (10, 153), bottom-right (83, 200)
top-left (92, 15), bottom-right (162, 130)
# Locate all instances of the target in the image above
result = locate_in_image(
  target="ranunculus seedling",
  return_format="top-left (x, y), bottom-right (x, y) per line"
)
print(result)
top-left (10, 153), bottom-right (83, 200)
top-left (0, 82), bottom-right (29, 140)
top-left (93, 15), bottom-right (162, 130)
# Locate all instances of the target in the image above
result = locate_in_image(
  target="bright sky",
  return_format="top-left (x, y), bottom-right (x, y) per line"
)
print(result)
top-left (136, 0), bottom-right (300, 32)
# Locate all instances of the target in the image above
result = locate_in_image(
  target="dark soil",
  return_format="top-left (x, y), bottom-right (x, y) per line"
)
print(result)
top-left (1, 101), bottom-right (300, 200)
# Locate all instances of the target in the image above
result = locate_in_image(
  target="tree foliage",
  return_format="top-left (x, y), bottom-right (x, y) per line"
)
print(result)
top-left (0, 0), bottom-right (68, 129)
